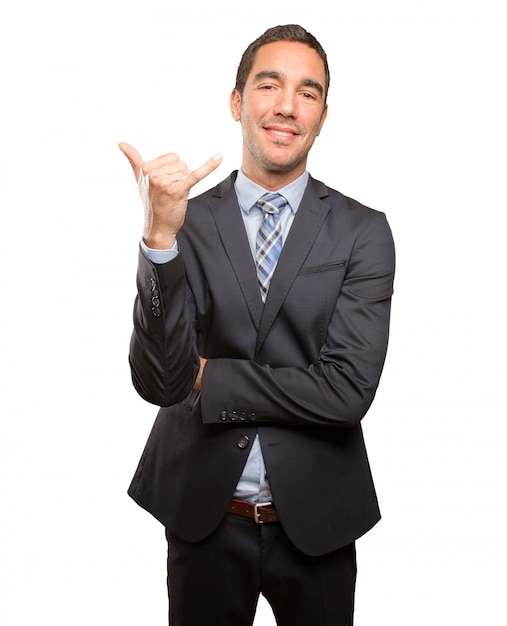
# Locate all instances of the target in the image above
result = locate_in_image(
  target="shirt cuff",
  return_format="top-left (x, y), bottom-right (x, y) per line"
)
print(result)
top-left (140, 238), bottom-right (179, 264)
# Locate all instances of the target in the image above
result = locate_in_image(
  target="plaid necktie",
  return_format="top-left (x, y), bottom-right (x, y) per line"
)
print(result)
top-left (255, 192), bottom-right (288, 302)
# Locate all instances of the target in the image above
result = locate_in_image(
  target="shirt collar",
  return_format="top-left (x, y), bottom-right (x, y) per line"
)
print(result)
top-left (235, 169), bottom-right (309, 216)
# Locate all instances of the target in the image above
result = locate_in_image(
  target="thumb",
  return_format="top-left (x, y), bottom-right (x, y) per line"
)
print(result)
top-left (118, 142), bottom-right (144, 180)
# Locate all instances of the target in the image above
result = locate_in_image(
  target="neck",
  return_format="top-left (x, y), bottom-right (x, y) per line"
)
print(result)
top-left (241, 162), bottom-right (306, 191)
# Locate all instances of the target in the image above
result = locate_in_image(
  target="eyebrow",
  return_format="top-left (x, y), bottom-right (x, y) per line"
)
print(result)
top-left (253, 70), bottom-right (324, 97)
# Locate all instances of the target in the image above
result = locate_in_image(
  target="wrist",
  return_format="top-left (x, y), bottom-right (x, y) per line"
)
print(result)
top-left (143, 231), bottom-right (177, 250)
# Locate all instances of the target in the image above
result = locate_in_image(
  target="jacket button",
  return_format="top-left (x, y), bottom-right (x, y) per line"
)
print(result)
top-left (152, 307), bottom-right (161, 317)
top-left (219, 411), bottom-right (228, 421)
top-left (237, 436), bottom-right (250, 449)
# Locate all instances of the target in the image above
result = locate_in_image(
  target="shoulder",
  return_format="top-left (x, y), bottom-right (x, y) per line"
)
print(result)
top-left (306, 175), bottom-right (391, 235)
top-left (188, 171), bottom-right (238, 207)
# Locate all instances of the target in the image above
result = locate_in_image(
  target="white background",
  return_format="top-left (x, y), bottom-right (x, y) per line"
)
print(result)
top-left (1, 1), bottom-right (506, 624)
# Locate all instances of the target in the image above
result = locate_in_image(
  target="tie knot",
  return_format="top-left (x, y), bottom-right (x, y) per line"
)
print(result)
top-left (256, 192), bottom-right (288, 216)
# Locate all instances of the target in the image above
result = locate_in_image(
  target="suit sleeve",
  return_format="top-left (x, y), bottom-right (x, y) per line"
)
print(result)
top-left (129, 247), bottom-right (200, 407)
top-left (200, 211), bottom-right (395, 428)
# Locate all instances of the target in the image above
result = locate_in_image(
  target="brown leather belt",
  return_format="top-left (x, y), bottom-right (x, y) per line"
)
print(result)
top-left (227, 499), bottom-right (280, 524)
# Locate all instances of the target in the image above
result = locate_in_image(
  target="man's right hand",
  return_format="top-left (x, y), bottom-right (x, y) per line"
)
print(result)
top-left (119, 142), bottom-right (223, 250)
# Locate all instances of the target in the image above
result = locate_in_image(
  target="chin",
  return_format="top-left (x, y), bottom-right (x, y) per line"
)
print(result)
top-left (264, 156), bottom-right (303, 174)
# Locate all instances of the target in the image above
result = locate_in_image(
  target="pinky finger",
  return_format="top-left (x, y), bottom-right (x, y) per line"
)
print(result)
top-left (187, 153), bottom-right (223, 188)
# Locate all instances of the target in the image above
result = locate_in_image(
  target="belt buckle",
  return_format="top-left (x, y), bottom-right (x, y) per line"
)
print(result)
top-left (253, 502), bottom-right (272, 524)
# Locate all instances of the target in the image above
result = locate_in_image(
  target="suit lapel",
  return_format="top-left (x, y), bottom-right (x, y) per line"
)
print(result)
top-left (208, 174), bottom-right (331, 353)
top-left (255, 179), bottom-right (331, 356)
top-left (208, 176), bottom-right (264, 329)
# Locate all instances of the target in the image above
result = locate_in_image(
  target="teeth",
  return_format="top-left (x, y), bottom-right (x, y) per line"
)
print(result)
top-left (271, 130), bottom-right (293, 136)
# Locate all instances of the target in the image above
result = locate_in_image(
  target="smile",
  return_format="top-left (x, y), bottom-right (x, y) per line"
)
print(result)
top-left (264, 126), bottom-right (299, 140)
top-left (270, 129), bottom-right (295, 137)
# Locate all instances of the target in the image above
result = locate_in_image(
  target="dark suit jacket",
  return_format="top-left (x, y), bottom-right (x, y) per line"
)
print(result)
top-left (128, 172), bottom-right (395, 557)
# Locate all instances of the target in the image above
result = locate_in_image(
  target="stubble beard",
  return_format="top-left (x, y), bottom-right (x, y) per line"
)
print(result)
top-left (244, 125), bottom-right (310, 175)
top-left (249, 141), bottom-right (307, 174)
top-left (239, 108), bottom-right (314, 174)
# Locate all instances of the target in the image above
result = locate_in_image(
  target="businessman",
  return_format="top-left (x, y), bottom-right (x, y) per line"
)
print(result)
top-left (120, 24), bottom-right (395, 626)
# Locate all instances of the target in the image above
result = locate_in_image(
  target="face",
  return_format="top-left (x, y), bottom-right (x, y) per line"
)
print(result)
top-left (230, 40), bottom-right (328, 188)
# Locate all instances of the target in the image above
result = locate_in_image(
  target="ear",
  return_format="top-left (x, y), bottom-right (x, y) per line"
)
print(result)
top-left (230, 89), bottom-right (241, 121)
top-left (316, 104), bottom-right (328, 136)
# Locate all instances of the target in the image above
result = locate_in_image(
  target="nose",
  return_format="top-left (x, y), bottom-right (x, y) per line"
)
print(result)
top-left (273, 90), bottom-right (297, 118)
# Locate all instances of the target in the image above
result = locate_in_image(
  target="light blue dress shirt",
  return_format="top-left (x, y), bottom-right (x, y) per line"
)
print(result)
top-left (141, 168), bottom-right (309, 503)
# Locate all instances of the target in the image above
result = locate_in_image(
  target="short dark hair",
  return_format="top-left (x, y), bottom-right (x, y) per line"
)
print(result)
top-left (235, 24), bottom-right (330, 102)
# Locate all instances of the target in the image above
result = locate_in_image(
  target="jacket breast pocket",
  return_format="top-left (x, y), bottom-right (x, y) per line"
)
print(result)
top-left (298, 260), bottom-right (347, 275)
top-left (276, 260), bottom-right (347, 357)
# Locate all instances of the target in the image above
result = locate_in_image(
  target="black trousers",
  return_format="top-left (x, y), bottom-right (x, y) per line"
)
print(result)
top-left (165, 513), bottom-right (356, 626)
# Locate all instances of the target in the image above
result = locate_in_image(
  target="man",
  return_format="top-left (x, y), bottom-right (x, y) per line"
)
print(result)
top-left (120, 24), bottom-right (395, 626)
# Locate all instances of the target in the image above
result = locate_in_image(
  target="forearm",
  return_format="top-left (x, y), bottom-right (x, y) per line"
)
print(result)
top-left (201, 328), bottom-right (389, 428)
top-left (129, 248), bottom-right (199, 407)
top-left (202, 326), bottom-right (391, 428)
